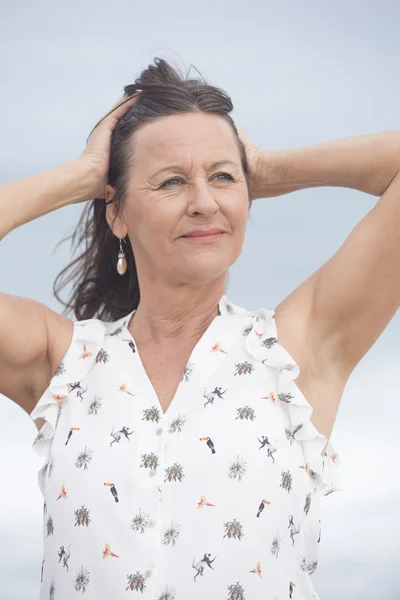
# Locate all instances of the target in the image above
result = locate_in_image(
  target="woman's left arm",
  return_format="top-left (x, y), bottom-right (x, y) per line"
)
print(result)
top-left (238, 125), bottom-right (400, 378)
top-left (248, 130), bottom-right (400, 200)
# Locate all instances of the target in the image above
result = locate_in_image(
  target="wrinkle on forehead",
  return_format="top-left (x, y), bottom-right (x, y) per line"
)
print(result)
top-left (132, 113), bottom-right (240, 177)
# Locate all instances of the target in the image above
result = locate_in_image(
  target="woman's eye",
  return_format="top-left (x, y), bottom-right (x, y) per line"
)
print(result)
top-left (161, 177), bottom-right (182, 188)
top-left (161, 172), bottom-right (234, 188)
top-left (215, 173), bottom-right (234, 182)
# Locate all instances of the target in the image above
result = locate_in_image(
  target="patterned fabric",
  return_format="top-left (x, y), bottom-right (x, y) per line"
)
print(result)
top-left (31, 294), bottom-right (341, 600)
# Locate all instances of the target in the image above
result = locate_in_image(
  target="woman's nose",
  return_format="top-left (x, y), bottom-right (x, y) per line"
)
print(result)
top-left (186, 180), bottom-right (219, 215)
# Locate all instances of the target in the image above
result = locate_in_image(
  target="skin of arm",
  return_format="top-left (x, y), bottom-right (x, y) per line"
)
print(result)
top-left (251, 130), bottom-right (400, 200)
top-left (237, 128), bottom-right (399, 455)
top-left (250, 129), bottom-right (400, 377)
top-left (0, 157), bottom-right (99, 240)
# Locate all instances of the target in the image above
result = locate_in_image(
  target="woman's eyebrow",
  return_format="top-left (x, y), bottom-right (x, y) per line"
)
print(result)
top-left (150, 160), bottom-right (239, 178)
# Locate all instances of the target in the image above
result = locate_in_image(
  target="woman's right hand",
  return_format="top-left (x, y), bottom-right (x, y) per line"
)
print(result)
top-left (80, 93), bottom-right (140, 198)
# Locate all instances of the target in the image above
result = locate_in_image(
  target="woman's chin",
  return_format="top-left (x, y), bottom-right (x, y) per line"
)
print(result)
top-left (171, 262), bottom-right (230, 283)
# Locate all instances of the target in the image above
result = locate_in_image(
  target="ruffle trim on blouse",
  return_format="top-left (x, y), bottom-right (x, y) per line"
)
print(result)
top-left (244, 307), bottom-right (342, 497)
top-left (30, 318), bottom-right (107, 496)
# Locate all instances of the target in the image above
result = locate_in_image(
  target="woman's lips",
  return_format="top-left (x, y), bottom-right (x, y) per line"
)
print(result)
top-left (180, 232), bottom-right (225, 243)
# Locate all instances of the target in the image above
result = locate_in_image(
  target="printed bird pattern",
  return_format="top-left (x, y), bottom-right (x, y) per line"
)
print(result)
top-left (31, 295), bottom-right (341, 599)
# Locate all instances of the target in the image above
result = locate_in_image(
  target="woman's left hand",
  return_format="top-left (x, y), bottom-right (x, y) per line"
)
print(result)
top-left (234, 122), bottom-right (268, 200)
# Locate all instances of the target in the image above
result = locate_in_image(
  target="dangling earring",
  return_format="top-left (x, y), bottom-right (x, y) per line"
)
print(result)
top-left (117, 237), bottom-right (127, 275)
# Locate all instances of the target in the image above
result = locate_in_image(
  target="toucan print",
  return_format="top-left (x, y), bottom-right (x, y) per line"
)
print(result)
top-left (104, 482), bottom-right (119, 502)
top-left (256, 499), bottom-right (270, 517)
top-left (199, 436), bottom-right (216, 454)
top-left (65, 427), bottom-right (80, 445)
top-left (121, 339), bottom-right (136, 353)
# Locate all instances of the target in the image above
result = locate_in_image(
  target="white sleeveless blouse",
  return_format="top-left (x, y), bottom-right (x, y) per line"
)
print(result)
top-left (31, 294), bottom-right (341, 600)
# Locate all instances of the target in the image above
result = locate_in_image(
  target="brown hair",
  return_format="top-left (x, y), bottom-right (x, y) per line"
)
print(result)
top-left (53, 58), bottom-right (252, 322)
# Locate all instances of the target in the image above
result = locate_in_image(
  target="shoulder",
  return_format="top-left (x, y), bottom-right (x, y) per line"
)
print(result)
top-left (222, 296), bottom-right (274, 323)
top-left (46, 311), bottom-right (125, 379)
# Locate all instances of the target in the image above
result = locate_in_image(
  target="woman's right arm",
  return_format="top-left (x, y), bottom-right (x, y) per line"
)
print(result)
top-left (1, 93), bottom-right (139, 240)
top-left (0, 159), bottom-right (97, 415)
top-left (0, 158), bottom-right (99, 240)
top-left (0, 94), bottom-right (139, 415)
top-left (0, 292), bottom-right (72, 416)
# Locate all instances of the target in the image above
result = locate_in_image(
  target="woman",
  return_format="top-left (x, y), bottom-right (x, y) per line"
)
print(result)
top-left (1, 58), bottom-right (398, 599)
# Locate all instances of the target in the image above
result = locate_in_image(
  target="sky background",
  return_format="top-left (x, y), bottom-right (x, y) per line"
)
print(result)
top-left (1, 1), bottom-right (400, 599)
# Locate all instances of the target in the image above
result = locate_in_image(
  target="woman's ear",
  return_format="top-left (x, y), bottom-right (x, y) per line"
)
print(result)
top-left (105, 184), bottom-right (128, 238)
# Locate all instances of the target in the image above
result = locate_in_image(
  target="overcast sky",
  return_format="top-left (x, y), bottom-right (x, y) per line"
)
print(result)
top-left (1, 1), bottom-right (400, 599)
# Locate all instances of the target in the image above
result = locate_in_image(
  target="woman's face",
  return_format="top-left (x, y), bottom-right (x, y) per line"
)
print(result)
top-left (107, 112), bottom-right (250, 286)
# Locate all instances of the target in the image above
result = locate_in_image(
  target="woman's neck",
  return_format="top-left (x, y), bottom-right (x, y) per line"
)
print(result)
top-left (128, 286), bottom-right (224, 346)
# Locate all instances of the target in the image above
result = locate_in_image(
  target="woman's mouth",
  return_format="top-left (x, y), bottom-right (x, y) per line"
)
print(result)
top-left (180, 232), bottom-right (225, 243)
